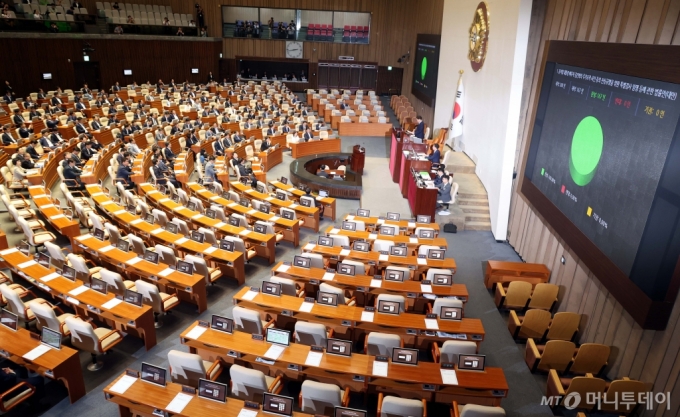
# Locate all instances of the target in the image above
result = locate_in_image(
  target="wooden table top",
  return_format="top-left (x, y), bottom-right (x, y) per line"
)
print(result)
top-left (227, 181), bottom-right (318, 216)
top-left (269, 180), bottom-right (336, 205)
top-left (28, 185), bottom-right (80, 232)
top-left (342, 213), bottom-right (440, 232)
top-left (0, 324), bottom-right (79, 372)
top-left (323, 226), bottom-right (448, 249)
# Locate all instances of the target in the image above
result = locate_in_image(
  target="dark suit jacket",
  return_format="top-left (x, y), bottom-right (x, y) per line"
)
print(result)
top-left (2, 133), bottom-right (16, 145)
top-left (413, 123), bottom-right (425, 139)
top-left (75, 124), bottom-right (88, 134)
top-left (428, 149), bottom-right (441, 164)
top-left (12, 115), bottom-right (24, 126)
top-left (116, 165), bottom-right (132, 183)
top-left (260, 141), bottom-right (270, 152)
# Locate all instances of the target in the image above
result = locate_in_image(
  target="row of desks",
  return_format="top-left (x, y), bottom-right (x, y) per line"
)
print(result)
top-left (269, 180), bottom-right (337, 221)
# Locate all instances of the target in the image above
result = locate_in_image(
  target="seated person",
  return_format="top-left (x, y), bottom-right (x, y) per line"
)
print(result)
top-left (63, 158), bottom-right (85, 190)
top-left (316, 164), bottom-right (329, 178)
top-left (436, 175), bottom-right (452, 214)
top-left (428, 143), bottom-right (441, 164)
top-left (115, 158), bottom-right (136, 190)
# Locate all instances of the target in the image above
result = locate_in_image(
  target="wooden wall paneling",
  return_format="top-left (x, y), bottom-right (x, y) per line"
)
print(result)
top-left (637, 0), bottom-right (668, 43)
top-left (642, 301), bottom-right (680, 389)
top-left (657, 0), bottom-right (680, 44)
top-left (607, 311), bottom-right (635, 377)
top-left (565, 262), bottom-right (589, 313)
top-left (620, 0), bottom-right (651, 43)
top-left (576, 276), bottom-right (599, 340)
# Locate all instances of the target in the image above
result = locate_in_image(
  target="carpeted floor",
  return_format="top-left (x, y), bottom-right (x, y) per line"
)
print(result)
top-left (1, 96), bottom-right (557, 417)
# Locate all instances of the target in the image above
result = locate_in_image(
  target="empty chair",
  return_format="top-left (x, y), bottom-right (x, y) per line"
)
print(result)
top-left (545, 312), bottom-right (580, 341)
top-left (508, 309), bottom-right (552, 340)
top-left (221, 236), bottom-right (257, 261)
top-left (104, 223), bottom-right (127, 246)
top-left (494, 281), bottom-right (532, 310)
top-left (155, 244), bottom-right (177, 266)
top-left (45, 241), bottom-right (70, 270)
top-left (232, 306), bottom-right (274, 335)
top-left (294, 322), bottom-right (332, 346)
top-left (270, 276), bottom-right (303, 297)
top-left (0, 284), bottom-right (48, 326)
top-left (254, 221), bottom-right (284, 243)
top-left (299, 252), bottom-right (325, 269)
top-left (417, 244), bottom-right (441, 257)
top-left (280, 207), bottom-right (303, 226)
top-left (365, 332), bottom-right (402, 356)
top-left (64, 316), bottom-right (123, 371)
top-left (452, 402), bottom-right (506, 417)
top-left (384, 265), bottom-right (411, 281)
top-left (127, 234), bottom-right (148, 256)
top-left (345, 220), bottom-right (365, 231)
top-left (229, 364), bottom-right (282, 403)
top-left (599, 377), bottom-right (648, 413)
top-left (299, 380), bottom-right (349, 415)
top-left (546, 370), bottom-right (606, 411)
top-left (527, 283), bottom-right (560, 311)
top-left (329, 234), bottom-right (350, 247)
top-left (230, 213), bottom-right (248, 228)
top-left (100, 268), bottom-right (136, 296)
top-left (152, 208), bottom-right (168, 227)
top-left (379, 224), bottom-right (398, 236)
top-left (375, 294), bottom-right (405, 313)
top-left (171, 218), bottom-right (190, 236)
top-left (568, 343), bottom-right (611, 375)
top-left (29, 300), bottom-right (74, 337)
top-left (372, 239), bottom-right (394, 252)
top-left (167, 350), bottom-right (223, 388)
top-left (198, 227), bottom-right (218, 245)
top-left (340, 259), bottom-right (367, 275)
top-left (185, 254), bottom-right (222, 285)
top-left (428, 298), bottom-right (463, 318)
top-left (134, 280), bottom-right (179, 328)
top-left (524, 339), bottom-right (576, 373)
top-left (414, 227), bottom-right (435, 238)
top-left (378, 394), bottom-right (426, 417)
top-left (319, 283), bottom-right (355, 306)
top-left (432, 340), bottom-right (477, 364)
top-left (189, 196), bottom-right (204, 212)
top-left (66, 253), bottom-right (103, 281)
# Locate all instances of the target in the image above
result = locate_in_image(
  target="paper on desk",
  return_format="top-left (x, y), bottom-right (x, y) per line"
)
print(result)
top-left (18, 260), bottom-right (37, 269)
top-left (214, 222), bottom-right (226, 228)
top-left (227, 202), bottom-right (237, 208)
top-left (192, 214), bottom-right (203, 220)
top-left (68, 285), bottom-right (89, 296)
top-left (126, 257), bottom-right (142, 265)
top-left (417, 257), bottom-right (427, 266)
top-left (270, 216), bottom-right (280, 222)
top-left (109, 375), bottom-right (137, 394)
top-left (346, 215), bottom-right (354, 220)
top-left (204, 246), bottom-right (218, 254)
top-left (165, 393), bottom-right (194, 414)
top-left (440, 369), bottom-right (459, 385)
top-left (264, 344), bottom-right (286, 360)
top-left (372, 361), bottom-right (388, 377)
top-left (175, 237), bottom-right (189, 245)
top-left (368, 234), bottom-right (377, 240)
top-left (247, 209), bottom-right (257, 215)
top-left (265, 196), bottom-right (274, 201)
top-left (377, 219), bottom-right (385, 225)
top-left (159, 268), bottom-right (175, 277)
top-left (50, 214), bottom-right (66, 220)
top-left (39, 204), bottom-right (54, 209)
top-left (329, 228), bottom-right (339, 234)
top-left (185, 325), bottom-right (208, 340)
top-left (370, 279), bottom-right (382, 288)
top-left (242, 290), bottom-right (258, 301)
top-left (239, 230), bottom-right (251, 236)
top-left (91, 192), bottom-right (105, 197)
top-left (102, 201), bottom-right (115, 206)
top-left (379, 254), bottom-right (389, 262)
top-left (361, 311), bottom-right (374, 322)
top-left (299, 302), bottom-right (314, 313)
top-left (41, 272), bottom-right (60, 282)
top-left (23, 344), bottom-right (50, 361)
top-left (305, 351), bottom-right (323, 367)
top-left (420, 284), bottom-right (433, 293)
top-left (322, 272), bottom-right (335, 281)
top-left (114, 210), bottom-right (126, 216)
top-left (315, 196), bottom-right (323, 201)
top-left (130, 219), bottom-right (143, 225)
top-left (339, 249), bottom-right (350, 256)
top-left (289, 203), bottom-right (298, 209)
top-left (210, 195), bottom-right (220, 201)
top-left (102, 298), bottom-right (123, 310)
top-left (237, 409), bottom-right (259, 417)
top-left (76, 234), bottom-right (92, 241)
top-left (100, 245), bottom-right (115, 253)
top-left (0, 248), bottom-right (18, 256)
top-left (304, 243), bottom-right (316, 250)
top-left (150, 228), bottom-right (164, 235)
top-left (408, 222), bottom-right (416, 228)
top-left (424, 318), bottom-right (439, 330)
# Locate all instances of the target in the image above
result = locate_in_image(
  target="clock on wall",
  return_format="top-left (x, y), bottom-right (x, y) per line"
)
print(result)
top-left (468, 2), bottom-right (489, 72)
top-left (286, 41), bottom-right (303, 59)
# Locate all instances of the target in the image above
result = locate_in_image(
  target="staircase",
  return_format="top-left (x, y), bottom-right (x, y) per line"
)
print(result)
top-left (440, 150), bottom-right (492, 232)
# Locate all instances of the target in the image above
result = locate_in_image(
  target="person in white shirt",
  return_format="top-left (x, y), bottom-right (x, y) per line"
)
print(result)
top-left (12, 159), bottom-right (29, 186)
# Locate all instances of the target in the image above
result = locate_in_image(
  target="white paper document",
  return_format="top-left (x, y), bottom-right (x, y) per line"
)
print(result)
top-left (40, 272), bottom-right (61, 282)
top-left (150, 228), bottom-right (164, 235)
top-left (175, 237), bottom-right (189, 245)
top-left (39, 204), bottom-right (55, 209)
top-left (239, 230), bottom-right (251, 236)
top-left (368, 234), bottom-right (378, 240)
top-left (410, 237), bottom-right (418, 244)
top-left (299, 302), bottom-right (314, 313)
top-left (49, 214), bottom-right (65, 220)
top-left (214, 222), bottom-right (226, 228)
top-left (420, 284), bottom-right (433, 293)
top-left (304, 243), bottom-right (316, 250)
top-left (100, 245), bottom-right (115, 253)
top-left (361, 311), bottom-right (375, 322)
top-left (114, 210), bottom-right (126, 216)
top-left (372, 361), bottom-right (388, 377)
top-left (185, 325), bottom-right (208, 340)
top-left (329, 228), bottom-right (339, 234)
top-left (0, 248), bottom-right (18, 255)
top-left (165, 393), bottom-right (194, 414)
top-left (370, 279), bottom-right (382, 288)
top-left (377, 219), bottom-right (385, 225)
top-left (126, 257), bottom-right (142, 265)
top-left (192, 214), bottom-right (203, 220)
top-left (379, 254), bottom-right (389, 262)
top-left (242, 290), bottom-right (258, 301)
top-left (322, 272), bottom-right (335, 281)
top-left (417, 258), bottom-right (427, 265)
top-left (440, 369), bottom-right (459, 385)
top-left (276, 264), bottom-right (290, 273)
top-left (270, 216), bottom-right (280, 222)
top-left (159, 268), bottom-right (175, 277)
top-left (424, 318), bottom-right (439, 330)
top-left (18, 260), bottom-right (37, 269)
top-left (237, 409), bottom-right (259, 417)
top-left (68, 285), bottom-right (89, 296)
top-left (339, 249), bottom-right (350, 256)
top-left (346, 215), bottom-right (354, 220)
top-left (130, 219), bottom-right (143, 225)
top-left (109, 375), bottom-right (137, 394)
top-left (263, 344), bottom-right (286, 360)
top-left (23, 345), bottom-right (50, 360)
top-left (102, 298), bottom-right (123, 310)
top-left (204, 246), bottom-right (218, 254)
top-left (305, 351), bottom-right (323, 367)
top-left (408, 222), bottom-right (416, 228)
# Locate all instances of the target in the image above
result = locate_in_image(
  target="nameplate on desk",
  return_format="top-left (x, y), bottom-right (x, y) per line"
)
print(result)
top-left (341, 320), bottom-right (352, 327)
top-left (309, 279), bottom-right (319, 285)
top-left (406, 329), bottom-right (418, 335)
top-left (197, 320), bottom-right (209, 328)
top-left (29, 331), bottom-right (40, 341)
top-left (125, 369), bottom-right (139, 378)
top-left (244, 401), bottom-right (260, 410)
top-left (407, 292), bottom-right (416, 298)
top-left (281, 310), bottom-right (293, 317)
top-left (252, 334), bottom-right (264, 341)
top-left (182, 385), bottom-right (196, 394)
top-left (492, 390), bottom-right (507, 397)
top-left (426, 314), bottom-right (438, 319)
top-left (364, 306), bottom-right (375, 312)
top-left (353, 375), bottom-right (365, 382)
top-left (228, 350), bottom-right (240, 358)
top-left (422, 384), bottom-right (436, 391)
top-left (356, 286), bottom-right (366, 292)
top-left (471, 335), bottom-right (483, 341)
top-left (287, 364), bottom-right (299, 371)
top-left (375, 355), bottom-right (388, 362)
top-left (311, 345), bottom-right (324, 352)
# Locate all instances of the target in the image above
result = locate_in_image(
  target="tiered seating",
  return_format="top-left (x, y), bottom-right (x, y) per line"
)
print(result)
top-left (15, 0), bottom-right (88, 21)
top-left (96, 2), bottom-right (193, 26)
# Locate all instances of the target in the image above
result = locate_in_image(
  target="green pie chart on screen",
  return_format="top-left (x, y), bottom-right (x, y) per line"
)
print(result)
top-left (569, 116), bottom-right (603, 186)
top-left (421, 57), bottom-right (428, 80)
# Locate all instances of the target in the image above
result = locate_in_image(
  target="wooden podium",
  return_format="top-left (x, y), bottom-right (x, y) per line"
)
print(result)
top-left (351, 144), bottom-right (365, 175)
top-left (389, 128), bottom-right (404, 183)
top-left (408, 169), bottom-right (438, 219)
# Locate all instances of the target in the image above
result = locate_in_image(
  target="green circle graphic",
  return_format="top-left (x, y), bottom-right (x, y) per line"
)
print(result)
top-left (421, 57), bottom-right (428, 80)
top-left (569, 116), bottom-right (603, 186)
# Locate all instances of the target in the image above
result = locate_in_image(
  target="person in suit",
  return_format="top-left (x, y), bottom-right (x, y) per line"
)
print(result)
top-left (302, 127), bottom-right (313, 142)
top-left (233, 133), bottom-right (244, 144)
top-left (63, 158), bottom-right (84, 189)
top-left (222, 134), bottom-right (233, 149)
top-left (1, 127), bottom-right (16, 145)
top-left (17, 122), bottom-right (32, 139)
top-left (186, 130), bottom-right (199, 148)
top-left (260, 137), bottom-right (271, 152)
top-left (50, 94), bottom-right (63, 107)
top-left (281, 123), bottom-right (291, 134)
top-left (315, 121), bottom-right (326, 131)
top-left (37, 89), bottom-right (46, 99)
top-left (213, 138), bottom-right (225, 156)
top-left (116, 158), bottom-right (135, 190)
top-left (26, 140), bottom-right (40, 159)
top-left (50, 129), bottom-right (64, 147)
top-left (45, 114), bottom-right (59, 129)
top-left (125, 138), bottom-right (141, 156)
top-left (2, 91), bottom-right (13, 104)
top-left (237, 159), bottom-right (249, 178)
top-left (28, 106), bottom-right (40, 119)
top-left (204, 156), bottom-right (219, 183)
top-left (316, 165), bottom-right (329, 178)
top-left (243, 118), bottom-right (252, 130)
top-left (90, 118), bottom-right (102, 131)
top-left (428, 144), bottom-right (441, 164)
top-left (80, 141), bottom-right (95, 161)
top-left (39, 131), bottom-right (55, 150)
top-left (433, 167), bottom-right (445, 187)
top-left (266, 123), bottom-right (275, 137)
top-left (12, 108), bottom-right (24, 127)
top-left (74, 98), bottom-right (86, 111)
top-left (437, 175), bottom-right (452, 215)
top-left (75, 117), bottom-right (89, 134)
top-left (111, 82), bottom-right (121, 92)
top-left (162, 143), bottom-right (176, 163)
top-left (408, 115), bottom-right (425, 140)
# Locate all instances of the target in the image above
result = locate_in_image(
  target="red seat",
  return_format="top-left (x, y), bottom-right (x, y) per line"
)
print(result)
top-left (363, 26), bottom-right (369, 32)
top-left (321, 24), bottom-right (327, 30)
top-left (344, 25), bottom-right (350, 31)
top-left (350, 25), bottom-right (357, 31)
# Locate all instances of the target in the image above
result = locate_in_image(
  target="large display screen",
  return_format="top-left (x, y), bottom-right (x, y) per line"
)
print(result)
top-left (411, 34), bottom-right (440, 107)
top-left (525, 62), bottom-right (680, 301)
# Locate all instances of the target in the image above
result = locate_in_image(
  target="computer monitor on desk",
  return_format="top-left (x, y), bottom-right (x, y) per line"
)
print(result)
top-left (377, 300), bottom-right (401, 315)
top-left (211, 315), bottom-right (233, 333)
top-left (326, 338), bottom-right (352, 357)
top-left (335, 407), bottom-right (367, 417)
top-left (458, 354), bottom-right (486, 371)
top-left (198, 378), bottom-right (227, 403)
top-left (262, 393), bottom-right (294, 416)
top-left (392, 347), bottom-right (418, 365)
top-left (0, 309), bottom-right (18, 331)
top-left (140, 363), bottom-right (167, 387)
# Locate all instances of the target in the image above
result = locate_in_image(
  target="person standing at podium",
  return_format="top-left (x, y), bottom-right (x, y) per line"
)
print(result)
top-left (406, 115), bottom-right (425, 141)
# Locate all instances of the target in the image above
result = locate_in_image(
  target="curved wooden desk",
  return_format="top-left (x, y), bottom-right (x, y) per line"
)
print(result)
top-left (290, 138), bottom-right (342, 159)
top-left (289, 154), bottom-right (362, 200)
